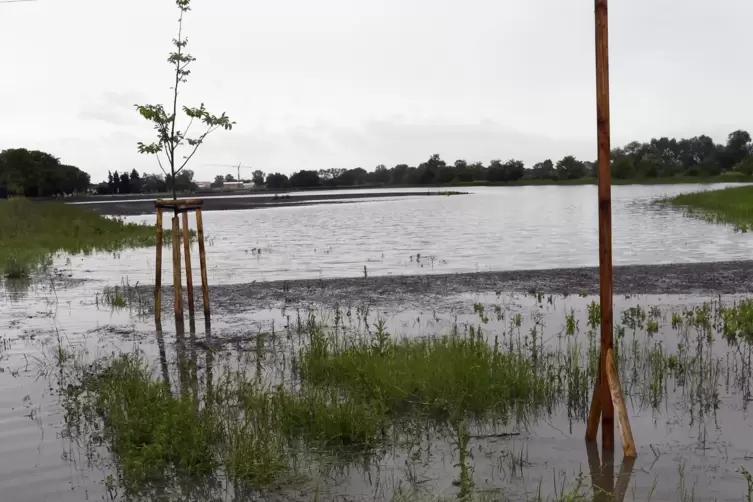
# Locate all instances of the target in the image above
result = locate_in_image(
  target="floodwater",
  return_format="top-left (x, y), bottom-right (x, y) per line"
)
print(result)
top-left (2, 183), bottom-right (753, 501)
top-left (61, 183), bottom-right (753, 286)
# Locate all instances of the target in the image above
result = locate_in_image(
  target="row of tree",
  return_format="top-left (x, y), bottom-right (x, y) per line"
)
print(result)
top-left (0, 149), bottom-right (90, 197)
top-left (247, 130), bottom-right (753, 189)
top-left (4, 130), bottom-right (752, 197)
top-left (94, 170), bottom-right (198, 195)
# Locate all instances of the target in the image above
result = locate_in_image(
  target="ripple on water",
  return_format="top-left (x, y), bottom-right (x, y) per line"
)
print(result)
top-left (48, 183), bottom-right (753, 286)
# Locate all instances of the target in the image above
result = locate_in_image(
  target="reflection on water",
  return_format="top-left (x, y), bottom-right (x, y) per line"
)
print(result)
top-left (56, 183), bottom-right (753, 286)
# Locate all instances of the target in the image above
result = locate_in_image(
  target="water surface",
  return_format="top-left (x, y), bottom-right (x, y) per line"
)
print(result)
top-left (59, 183), bottom-right (753, 286)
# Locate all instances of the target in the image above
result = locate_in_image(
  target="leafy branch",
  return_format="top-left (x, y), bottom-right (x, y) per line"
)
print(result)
top-left (134, 0), bottom-right (234, 199)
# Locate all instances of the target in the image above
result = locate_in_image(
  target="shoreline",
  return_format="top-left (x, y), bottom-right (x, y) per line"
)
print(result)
top-left (145, 260), bottom-right (753, 315)
top-left (50, 174), bottom-right (751, 205)
top-left (68, 191), bottom-right (452, 216)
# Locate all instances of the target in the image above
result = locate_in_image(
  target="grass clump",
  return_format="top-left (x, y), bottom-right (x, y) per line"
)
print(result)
top-left (661, 185), bottom-right (753, 231)
top-left (72, 356), bottom-right (220, 491)
top-left (300, 322), bottom-right (554, 422)
top-left (66, 355), bottom-right (291, 493)
top-left (0, 198), bottom-right (173, 277)
top-left (97, 278), bottom-right (150, 314)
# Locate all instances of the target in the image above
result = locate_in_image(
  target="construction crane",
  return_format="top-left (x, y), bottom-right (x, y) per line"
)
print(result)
top-left (204, 163), bottom-right (255, 183)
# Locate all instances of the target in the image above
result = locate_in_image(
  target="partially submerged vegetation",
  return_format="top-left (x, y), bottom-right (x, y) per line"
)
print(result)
top-left (55, 294), bottom-right (753, 501)
top-left (661, 185), bottom-right (753, 231)
top-left (0, 198), bottom-right (169, 278)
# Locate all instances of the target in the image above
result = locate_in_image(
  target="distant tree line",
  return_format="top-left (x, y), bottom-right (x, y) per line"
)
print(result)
top-left (245, 130), bottom-right (753, 189)
top-left (0, 149), bottom-right (91, 197)
top-left (94, 170), bottom-right (197, 195)
top-left (5, 129), bottom-right (752, 197)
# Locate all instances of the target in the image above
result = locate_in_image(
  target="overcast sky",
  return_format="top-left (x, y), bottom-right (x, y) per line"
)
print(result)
top-left (1, 0), bottom-right (751, 182)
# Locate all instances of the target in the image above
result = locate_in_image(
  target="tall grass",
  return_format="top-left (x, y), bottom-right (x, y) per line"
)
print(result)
top-left (661, 185), bottom-right (753, 231)
top-left (0, 198), bottom-right (169, 277)
top-left (300, 322), bottom-right (554, 422)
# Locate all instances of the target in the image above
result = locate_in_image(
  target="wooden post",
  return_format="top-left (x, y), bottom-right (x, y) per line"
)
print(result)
top-left (182, 211), bottom-right (195, 319)
top-left (155, 199), bottom-right (207, 325)
top-left (586, 0), bottom-right (635, 458)
top-left (595, 0), bottom-right (615, 452)
top-left (155, 208), bottom-right (163, 321)
top-left (606, 349), bottom-right (636, 457)
top-left (196, 207), bottom-right (210, 322)
top-left (586, 378), bottom-right (601, 440)
top-left (172, 215), bottom-right (184, 323)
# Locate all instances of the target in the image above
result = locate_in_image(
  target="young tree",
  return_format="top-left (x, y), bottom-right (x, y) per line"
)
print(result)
top-left (119, 172), bottom-right (131, 194)
top-left (112, 170), bottom-right (121, 194)
top-left (252, 170), bottom-right (265, 186)
top-left (211, 175), bottom-right (225, 188)
top-left (135, 0), bottom-right (234, 200)
top-left (129, 169), bottom-right (142, 193)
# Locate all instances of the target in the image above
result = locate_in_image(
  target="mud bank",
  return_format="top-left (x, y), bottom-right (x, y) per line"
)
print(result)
top-left (149, 260), bottom-right (753, 315)
top-left (68, 191), bottom-right (449, 216)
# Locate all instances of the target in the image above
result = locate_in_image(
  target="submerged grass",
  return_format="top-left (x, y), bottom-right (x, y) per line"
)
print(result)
top-left (97, 278), bottom-right (151, 314)
top-left (56, 295), bottom-right (753, 501)
top-left (661, 185), bottom-right (753, 231)
top-left (0, 198), bottom-right (176, 277)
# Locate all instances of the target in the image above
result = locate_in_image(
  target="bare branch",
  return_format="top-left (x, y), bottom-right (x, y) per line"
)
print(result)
top-left (156, 152), bottom-right (168, 177)
top-left (175, 124), bottom-right (221, 174)
top-left (182, 116), bottom-right (195, 141)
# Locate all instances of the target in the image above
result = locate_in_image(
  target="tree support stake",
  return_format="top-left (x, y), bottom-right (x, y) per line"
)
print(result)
top-left (153, 199), bottom-right (210, 326)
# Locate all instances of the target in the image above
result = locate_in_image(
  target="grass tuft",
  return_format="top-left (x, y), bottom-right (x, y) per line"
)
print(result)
top-left (660, 185), bottom-right (753, 231)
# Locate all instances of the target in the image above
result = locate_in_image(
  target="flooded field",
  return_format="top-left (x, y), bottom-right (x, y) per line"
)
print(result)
top-left (57, 183), bottom-right (753, 286)
top-left (2, 183), bottom-right (753, 501)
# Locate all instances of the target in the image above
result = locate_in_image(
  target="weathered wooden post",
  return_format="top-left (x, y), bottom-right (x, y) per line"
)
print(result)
top-left (171, 214), bottom-right (184, 322)
top-left (585, 0), bottom-right (636, 458)
top-left (181, 210), bottom-right (195, 319)
top-left (196, 207), bottom-right (211, 323)
top-left (154, 199), bottom-right (211, 325)
top-left (155, 207), bottom-right (164, 320)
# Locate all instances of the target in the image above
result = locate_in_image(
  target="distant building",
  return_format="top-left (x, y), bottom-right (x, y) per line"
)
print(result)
top-left (196, 181), bottom-right (212, 189)
top-left (222, 182), bottom-right (244, 190)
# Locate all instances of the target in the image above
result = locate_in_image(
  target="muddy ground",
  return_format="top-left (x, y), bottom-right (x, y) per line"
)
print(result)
top-left (147, 260), bottom-right (753, 315)
top-left (65, 191), bottom-right (445, 216)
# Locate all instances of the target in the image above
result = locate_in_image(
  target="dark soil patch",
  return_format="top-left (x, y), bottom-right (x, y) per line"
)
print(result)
top-left (143, 260), bottom-right (753, 316)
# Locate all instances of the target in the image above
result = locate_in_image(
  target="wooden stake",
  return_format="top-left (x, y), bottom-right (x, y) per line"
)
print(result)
top-left (606, 349), bottom-right (637, 457)
top-left (595, 0), bottom-right (615, 452)
top-left (155, 208), bottom-right (163, 321)
top-left (586, 377), bottom-right (602, 441)
top-left (196, 208), bottom-right (210, 322)
top-left (182, 211), bottom-right (195, 319)
top-left (172, 215), bottom-right (184, 323)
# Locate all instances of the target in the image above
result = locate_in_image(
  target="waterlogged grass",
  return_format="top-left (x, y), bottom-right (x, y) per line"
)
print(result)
top-left (0, 198), bottom-right (172, 277)
top-left (97, 279), bottom-right (151, 314)
top-left (56, 296), bottom-right (753, 501)
top-left (661, 185), bottom-right (753, 231)
top-left (300, 321), bottom-right (554, 422)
